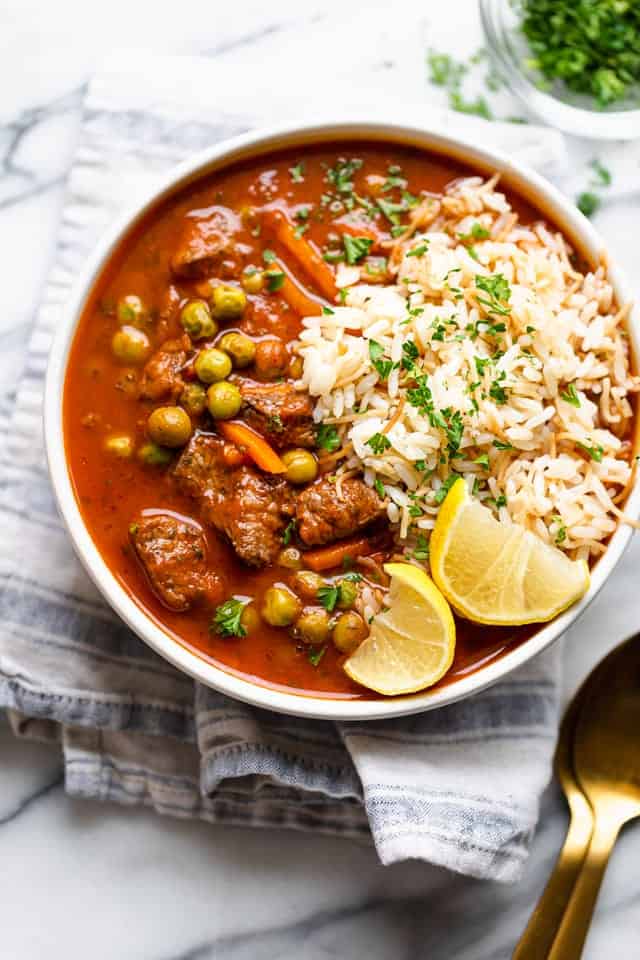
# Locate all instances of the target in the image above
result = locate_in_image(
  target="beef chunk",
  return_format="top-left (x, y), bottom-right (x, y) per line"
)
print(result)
top-left (170, 206), bottom-right (242, 280)
top-left (139, 337), bottom-right (188, 402)
top-left (173, 433), bottom-right (294, 567)
top-left (129, 513), bottom-right (222, 611)
top-left (296, 477), bottom-right (385, 546)
top-left (239, 380), bottom-right (315, 449)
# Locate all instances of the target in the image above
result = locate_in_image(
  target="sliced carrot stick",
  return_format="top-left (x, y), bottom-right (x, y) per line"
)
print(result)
top-left (218, 420), bottom-right (286, 473)
top-left (275, 257), bottom-right (324, 317)
top-left (303, 537), bottom-right (370, 572)
top-left (263, 207), bottom-right (337, 300)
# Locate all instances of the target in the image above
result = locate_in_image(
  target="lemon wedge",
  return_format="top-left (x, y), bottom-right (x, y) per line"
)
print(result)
top-left (343, 562), bottom-right (456, 695)
top-left (430, 478), bottom-right (590, 626)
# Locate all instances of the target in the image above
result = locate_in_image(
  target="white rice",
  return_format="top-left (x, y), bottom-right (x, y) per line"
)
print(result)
top-left (296, 176), bottom-right (639, 565)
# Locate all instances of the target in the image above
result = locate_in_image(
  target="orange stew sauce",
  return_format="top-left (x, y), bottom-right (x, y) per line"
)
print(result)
top-left (64, 141), bottom-right (541, 699)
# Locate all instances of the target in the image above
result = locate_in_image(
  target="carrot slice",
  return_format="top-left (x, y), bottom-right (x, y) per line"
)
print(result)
top-left (263, 207), bottom-right (337, 300)
top-left (278, 262), bottom-right (324, 317)
top-left (218, 420), bottom-right (286, 473)
top-left (303, 537), bottom-right (370, 572)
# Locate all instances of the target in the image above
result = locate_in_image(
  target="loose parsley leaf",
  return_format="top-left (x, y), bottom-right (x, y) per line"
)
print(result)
top-left (369, 339), bottom-right (395, 380)
top-left (412, 533), bottom-right (430, 563)
top-left (366, 432), bottom-right (392, 455)
top-left (308, 645), bottom-right (327, 667)
top-left (561, 383), bottom-right (581, 407)
top-left (211, 598), bottom-right (247, 638)
top-left (289, 161), bottom-right (305, 183)
top-left (343, 234), bottom-right (373, 265)
top-left (282, 519), bottom-right (297, 546)
top-left (590, 158), bottom-right (612, 186)
top-left (315, 423), bottom-right (341, 453)
top-left (577, 441), bottom-right (604, 462)
top-left (434, 474), bottom-right (458, 505)
top-left (317, 585), bottom-right (340, 612)
top-left (577, 192), bottom-right (600, 218)
top-left (475, 273), bottom-right (511, 317)
top-left (374, 476), bottom-right (386, 498)
top-left (406, 242), bottom-right (429, 258)
top-left (265, 269), bottom-right (285, 292)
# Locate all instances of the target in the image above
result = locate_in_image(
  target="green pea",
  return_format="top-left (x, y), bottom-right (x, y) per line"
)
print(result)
top-left (111, 325), bottom-right (150, 365)
top-left (332, 611), bottom-right (368, 653)
top-left (261, 586), bottom-right (301, 627)
top-left (137, 442), bottom-right (173, 466)
top-left (241, 269), bottom-right (265, 294)
top-left (281, 449), bottom-right (318, 485)
top-left (180, 382), bottom-right (207, 417)
top-left (211, 284), bottom-right (247, 320)
top-left (337, 579), bottom-right (358, 609)
top-left (147, 406), bottom-right (192, 448)
top-left (206, 381), bottom-right (242, 420)
top-left (218, 332), bottom-right (256, 369)
top-left (179, 299), bottom-right (218, 340)
top-left (292, 607), bottom-right (331, 645)
top-left (194, 348), bottom-right (232, 384)
top-left (117, 295), bottom-right (147, 328)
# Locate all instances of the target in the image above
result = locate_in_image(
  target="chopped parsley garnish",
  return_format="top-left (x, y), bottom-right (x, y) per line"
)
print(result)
top-left (326, 157), bottom-right (363, 196)
top-left (211, 598), bottom-right (247, 638)
top-left (342, 571), bottom-right (363, 583)
top-left (590, 158), bottom-right (612, 187)
top-left (343, 234), bottom-right (373, 265)
top-left (487, 493), bottom-right (507, 509)
top-left (412, 533), bottom-right (430, 563)
top-left (577, 192), bottom-right (600, 218)
top-left (434, 474), bottom-right (458, 505)
top-left (374, 476), bottom-right (386, 499)
top-left (289, 161), bottom-right (305, 183)
top-left (366, 432), bottom-right (392, 455)
top-left (521, 0), bottom-right (640, 108)
top-left (282, 519), bottom-right (297, 546)
top-left (561, 383), bottom-right (581, 407)
top-left (489, 372), bottom-right (508, 405)
top-left (322, 306), bottom-right (335, 315)
top-left (365, 256), bottom-right (388, 276)
top-left (401, 339), bottom-right (419, 370)
top-left (407, 242), bottom-right (429, 258)
top-left (427, 50), bottom-right (467, 88)
top-left (475, 273), bottom-right (512, 317)
top-left (317, 585), bottom-right (340, 612)
top-left (369, 339), bottom-right (396, 380)
top-left (552, 515), bottom-right (567, 545)
top-left (308, 646), bottom-right (327, 667)
top-left (265, 269), bottom-right (285, 291)
top-left (262, 249), bottom-right (277, 264)
top-left (577, 441), bottom-right (604, 462)
top-left (449, 91), bottom-right (493, 120)
top-left (459, 222), bottom-right (490, 242)
top-left (315, 423), bottom-right (341, 453)
top-left (474, 355), bottom-right (491, 375)
top-left (493, 439), bottom-right (514, 450)
top-left (474, 453), bottom-right (490, 469)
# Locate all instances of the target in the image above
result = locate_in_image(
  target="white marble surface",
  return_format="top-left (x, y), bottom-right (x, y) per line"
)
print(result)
top-left (2, 0), bottom-right (640, 956)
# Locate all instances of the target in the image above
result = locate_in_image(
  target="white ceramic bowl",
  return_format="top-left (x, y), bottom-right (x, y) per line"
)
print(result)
top-left (44, 119), bottom-right (640, 721)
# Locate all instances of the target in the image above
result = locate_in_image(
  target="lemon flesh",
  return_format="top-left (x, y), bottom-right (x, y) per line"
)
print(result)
top-left (430, 478), bottom-right (590, 626)
top-left (343, 563), bottom-right (456, 696)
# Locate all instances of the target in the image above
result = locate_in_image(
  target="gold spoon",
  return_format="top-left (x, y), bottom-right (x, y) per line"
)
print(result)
top-left (547, 632), bottom-right (640, 959)
top-left (513, 679), bottom-right (594, 959)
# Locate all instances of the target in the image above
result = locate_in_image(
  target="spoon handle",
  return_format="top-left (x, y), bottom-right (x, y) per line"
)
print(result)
top-left (512, 796), bottom-right (593, 959)
top-left (547, 813), bottom-right (621, 959)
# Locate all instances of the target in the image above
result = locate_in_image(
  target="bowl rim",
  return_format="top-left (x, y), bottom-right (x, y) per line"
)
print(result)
top-left (44, 116), bottom-right (640, 721)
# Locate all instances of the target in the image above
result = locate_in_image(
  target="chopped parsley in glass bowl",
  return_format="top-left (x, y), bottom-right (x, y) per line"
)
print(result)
top-left (479, 0), bottom-right (640, 138)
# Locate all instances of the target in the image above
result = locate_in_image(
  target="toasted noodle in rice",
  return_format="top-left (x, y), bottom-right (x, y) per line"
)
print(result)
top-left (295, 175), bottom-right (640, 567)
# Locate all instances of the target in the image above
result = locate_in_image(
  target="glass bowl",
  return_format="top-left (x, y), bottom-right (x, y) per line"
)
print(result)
top-left (479, 0), bottom-right (640, 139)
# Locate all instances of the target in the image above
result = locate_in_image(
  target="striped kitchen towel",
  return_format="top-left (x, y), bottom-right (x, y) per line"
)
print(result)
top-left (0, 52), bottom-right (565, 882)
